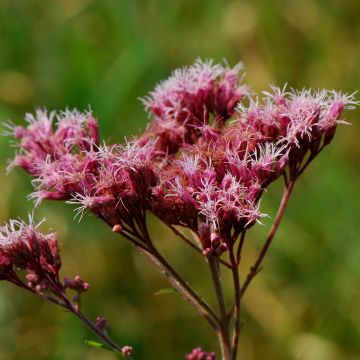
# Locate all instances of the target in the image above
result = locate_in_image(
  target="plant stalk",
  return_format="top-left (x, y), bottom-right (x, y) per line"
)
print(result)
top-left (229, 245), bottom-right (241, 360)
top-left (208, 256), bottom-right (232, 360)
top-left (241, 180), bottom-right (295, 298)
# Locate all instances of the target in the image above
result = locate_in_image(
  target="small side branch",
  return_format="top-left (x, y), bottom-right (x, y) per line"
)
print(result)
top-left (240, 180), bottom-right (295, 298)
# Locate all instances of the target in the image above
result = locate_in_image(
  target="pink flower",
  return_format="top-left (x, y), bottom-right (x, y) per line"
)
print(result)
top-left (141, 59), bottom-right (248, 153)
top-left (0, 214), bottom-right (61, 290)
top-left (4, 60), bottom-right (357, 258)
top-left (5, 108), bottom-right (99, 175)
top-left (186, 347), bottom-right (216, 360)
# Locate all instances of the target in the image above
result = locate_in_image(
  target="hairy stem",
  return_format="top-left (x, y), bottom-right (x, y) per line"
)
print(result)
top-left (241, 180), bottom-right (295, 298)
top-left (208, 256), bottom-right (232, 360)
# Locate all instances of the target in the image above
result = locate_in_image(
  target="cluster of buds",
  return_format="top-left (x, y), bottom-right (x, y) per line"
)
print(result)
top-left (198, 224), bottom-right (228, 257)
top-left (0, 215), bottom-right (62, 293)
top-left (5, 59), bottom-right (357, 257)
top-left (186, 347), bottom-right (216, 360)
top-left (0, 214), bottom-right (89, 322)
top-left (64, 275), bottom-right (90, 310)
top-left (0, 214), bottom-right (92, 306)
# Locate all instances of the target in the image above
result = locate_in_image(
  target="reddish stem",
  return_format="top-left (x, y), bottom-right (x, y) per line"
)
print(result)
top-left (208, 256), bottom-right (231, 360)
top-left (241, 180), bottom-right (295, 298)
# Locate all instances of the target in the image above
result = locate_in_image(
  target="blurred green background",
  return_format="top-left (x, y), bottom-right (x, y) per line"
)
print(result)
top-left (0, 0), bottom-right (360, 359)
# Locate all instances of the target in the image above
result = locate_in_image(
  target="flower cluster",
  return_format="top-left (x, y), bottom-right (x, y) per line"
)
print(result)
top-left (2, 58), bottom-right (357, 359)
top-left (186, 347), bottom-right (216, 360)
top-left (0, 214), bottom-right (70, 303)
top-left (141, 59), bottom-right (249, 153)
top-left (5, 59), bottom-right (356, 256)
top-left (4, 109), bottom-right (99, 205)
top-left (0, 215), bottom-right (60, 285)
top-left (0, 214), bottom-right (133, 357)
top-left (0, 214), bottom-right (92, 307)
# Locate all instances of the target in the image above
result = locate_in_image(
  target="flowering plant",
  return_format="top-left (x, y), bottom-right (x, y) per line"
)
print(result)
top-left (2, 59), bottom-right (357, 359)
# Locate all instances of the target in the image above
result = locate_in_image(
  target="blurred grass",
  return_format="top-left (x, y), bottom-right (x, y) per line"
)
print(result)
top-left (0, 0), bottom-right (360, 359)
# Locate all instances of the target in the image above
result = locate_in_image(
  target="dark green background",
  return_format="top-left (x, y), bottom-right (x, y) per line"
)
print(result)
top-left (0, 1), bottom-right (360, 359)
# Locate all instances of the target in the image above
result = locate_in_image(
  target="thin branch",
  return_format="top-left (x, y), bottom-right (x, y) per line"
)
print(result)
top-left (118, 229), bottom-right (149, 251)
top-left (168, 224), bottom-right (232, 268)
top-left (64, 300), bottom-right (127, 355)
top-left (114, 216), bottom-right (221, 329)
top-left (240, 180), bottom-right (295, 298)
top-left (236, 231), bottom-right (246, 265)
top-left (16, 271), bottom-right (127, 356)
top-left (169, 224), bottom-right (202, 253)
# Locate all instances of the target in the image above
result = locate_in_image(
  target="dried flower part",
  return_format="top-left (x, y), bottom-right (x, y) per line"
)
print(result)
top-left (186, 347), bottom-right (216, 360)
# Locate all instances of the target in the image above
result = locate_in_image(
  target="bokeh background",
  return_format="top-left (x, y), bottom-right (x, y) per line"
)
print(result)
top-left (1, 0), bottom-right (360, 359)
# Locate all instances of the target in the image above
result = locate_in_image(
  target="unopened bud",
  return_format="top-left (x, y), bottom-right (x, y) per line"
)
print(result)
top-left (95, 316), bottom-right (109, 332)
top-left (26, 273), bottom-right (39, 283)
top-left (121, 345), bottom-right (133, 357)
top-left (214, 242), bottom-right (227, 256)
top-left (112, 224), bottom-right (122, 233)
top-left (202, 248), bottom-right (212, 257)
top-left (210, 232), bottom-right (221, 248)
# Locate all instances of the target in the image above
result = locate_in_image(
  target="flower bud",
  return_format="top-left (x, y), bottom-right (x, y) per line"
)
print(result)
top-left (210, 232), bottom-right (221, 248)
top-left (121, 345), bottom-right (133, 357)
top-left (95, 316), bottom-right (109, 332)
top-left (112, 224), bottom-right (123, 233)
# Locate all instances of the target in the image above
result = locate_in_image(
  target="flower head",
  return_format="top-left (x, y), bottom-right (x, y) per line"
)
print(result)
top-left (141, 59), bottom-right (248, 153)
top-left (0, 214), bottom-right (61, 288)
top-left (5, 108), bottom-right (99, 176)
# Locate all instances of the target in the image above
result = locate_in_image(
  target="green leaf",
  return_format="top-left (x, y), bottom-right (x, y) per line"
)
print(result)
top-left (154, 287), bottom-right (179, 296)
top-left (84, 340), bottom-right (115, 353)
top-left (85, 340), bottom-right (129, 359)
